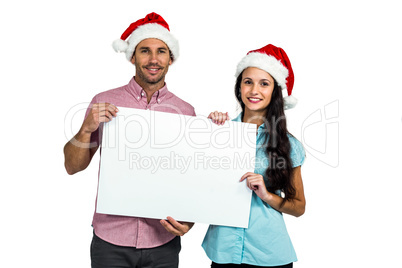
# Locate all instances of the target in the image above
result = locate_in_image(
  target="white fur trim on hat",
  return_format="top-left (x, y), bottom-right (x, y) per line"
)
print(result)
top-left (235, 52), bottom-right (289, 92)
top-left (120, 23), bottom-right (179, 62)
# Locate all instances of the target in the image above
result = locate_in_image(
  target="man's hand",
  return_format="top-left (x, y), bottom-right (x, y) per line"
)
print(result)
top-left (160, 216), bottom-right (194, 236)
top-left (64, 103), bottom-right (118, 175)
top-left (81, 103), bottom-right (119, 134)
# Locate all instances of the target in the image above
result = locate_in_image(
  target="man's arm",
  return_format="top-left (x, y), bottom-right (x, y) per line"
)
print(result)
top-left (64, 103), bottom-right (118, 175)
top-left (64, 131), bottom-right (98, 175)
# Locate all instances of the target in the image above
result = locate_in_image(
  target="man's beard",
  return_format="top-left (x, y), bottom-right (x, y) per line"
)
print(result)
top-left (135, 63), bottom-right (168, 85)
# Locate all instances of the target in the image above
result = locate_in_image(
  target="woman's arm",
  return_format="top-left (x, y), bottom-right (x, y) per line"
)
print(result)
top-left (265, 166), bottom-right (305, 217)
top-left (240, 166), bottom-right (305, 217)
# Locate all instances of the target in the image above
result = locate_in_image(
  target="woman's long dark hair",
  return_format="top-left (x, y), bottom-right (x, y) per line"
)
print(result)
top-left (235, 71), bottom-right (295, 206)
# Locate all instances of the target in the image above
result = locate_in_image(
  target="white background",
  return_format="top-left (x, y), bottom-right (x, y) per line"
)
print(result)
top-left (1, 0), bottom-right (401, 267)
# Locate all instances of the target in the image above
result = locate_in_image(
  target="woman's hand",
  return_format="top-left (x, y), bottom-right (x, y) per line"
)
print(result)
top-left (240, 167), bottom-right (306, 217)
top-left (240, 172), bottom-right (271, 201)
top-left (208, 111), bottom-right (230, 125)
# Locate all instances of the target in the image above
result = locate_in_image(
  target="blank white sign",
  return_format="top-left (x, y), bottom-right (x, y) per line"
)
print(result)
top-left (97, 107), bottom-right (256, 228)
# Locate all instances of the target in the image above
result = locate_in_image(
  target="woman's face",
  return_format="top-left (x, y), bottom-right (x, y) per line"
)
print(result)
top-left (240, 67), bottom-right (275, 115)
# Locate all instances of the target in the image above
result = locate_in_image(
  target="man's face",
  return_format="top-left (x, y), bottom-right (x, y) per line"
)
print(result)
top-left (131, 38), bottom-right (172, 87)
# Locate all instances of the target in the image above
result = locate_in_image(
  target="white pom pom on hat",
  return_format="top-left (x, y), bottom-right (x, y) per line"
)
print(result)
top-left (235, 44), bottom-right (298, 109)
top-left (284, 95), bottom-right (298, 109)
top-left (112, 39), bottom-right (129, 53)
top-left (112, 12), bottom-right (179, 62)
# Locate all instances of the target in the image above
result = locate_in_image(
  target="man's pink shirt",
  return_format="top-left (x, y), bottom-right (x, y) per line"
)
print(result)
top-left (86, 77), bottom-right (195, 248)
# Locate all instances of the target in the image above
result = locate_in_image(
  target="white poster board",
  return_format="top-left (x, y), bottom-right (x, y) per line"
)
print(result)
top-left (97, 107), bottom-right (256, 228)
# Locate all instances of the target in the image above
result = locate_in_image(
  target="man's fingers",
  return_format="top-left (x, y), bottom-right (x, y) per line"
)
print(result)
top-left (107, 104), bottom-right (119, 117)
top-left (94, 103), bottom-right (119, 122)
top-left (160, 219), bottom-right (181, 236)
top-left (93, 103), bottom-right (118, 114)
top-left (166, 216), bottom-right (186, 231)
top-left (160, 217), bottom-right (194, 236)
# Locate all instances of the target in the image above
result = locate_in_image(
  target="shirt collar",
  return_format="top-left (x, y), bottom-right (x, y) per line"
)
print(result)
top-left (127, 77), bottom-right (169, 103)
top-left (232, 113), bottom-right (242, 122)
top-left (232, 112), bottom-right (267, 130)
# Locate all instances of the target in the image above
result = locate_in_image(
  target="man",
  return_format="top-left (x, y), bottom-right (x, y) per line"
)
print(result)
top-left (64, 12), bottom-right (194, 268)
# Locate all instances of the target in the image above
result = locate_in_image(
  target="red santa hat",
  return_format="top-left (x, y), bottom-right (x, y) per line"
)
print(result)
top-left (235, 44), bottom-right (297, 109)
top-left (112, 12), bottom-right (179, 62)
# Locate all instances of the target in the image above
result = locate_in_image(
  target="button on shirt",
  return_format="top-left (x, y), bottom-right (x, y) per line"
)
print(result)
top-left (86, 77), bottom-right (196, 248)
top-left (202, 113), bottom-right (305, 266)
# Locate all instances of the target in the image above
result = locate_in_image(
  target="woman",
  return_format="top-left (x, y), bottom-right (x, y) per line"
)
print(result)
top-left (204, 44), bottom-right (306, 268)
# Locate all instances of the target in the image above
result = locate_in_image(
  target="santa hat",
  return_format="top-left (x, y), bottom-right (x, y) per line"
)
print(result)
top-left (112, 12), bottom-right (179, 62)
top-left (235, 44), bottom-right (297, 109)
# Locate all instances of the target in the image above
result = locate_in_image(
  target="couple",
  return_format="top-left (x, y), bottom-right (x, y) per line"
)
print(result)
top-left (63, 12), bottom-right (306, 268)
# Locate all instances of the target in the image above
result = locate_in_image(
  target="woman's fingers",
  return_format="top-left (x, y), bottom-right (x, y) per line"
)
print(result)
top-left (208, 111), bottom-right (230, 125)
